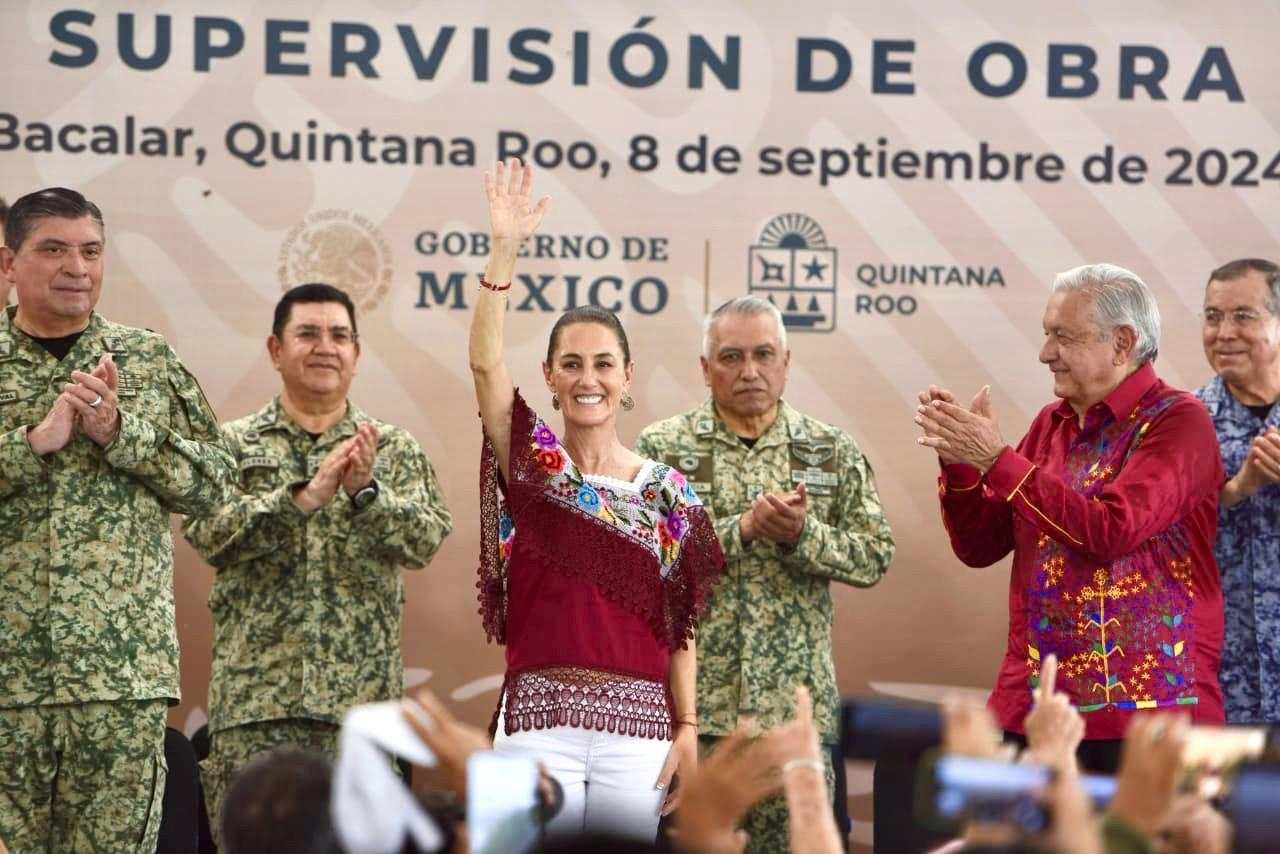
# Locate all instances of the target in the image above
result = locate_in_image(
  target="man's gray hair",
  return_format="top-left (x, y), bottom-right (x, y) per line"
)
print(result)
top-left (702, 296), bottom-right (788, 359)
top-left (1052, 263), bottom-right (1161, 365)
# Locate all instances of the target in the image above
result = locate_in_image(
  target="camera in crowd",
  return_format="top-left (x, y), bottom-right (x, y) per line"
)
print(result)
top-left (839, 696), bottom-right (1280, 851)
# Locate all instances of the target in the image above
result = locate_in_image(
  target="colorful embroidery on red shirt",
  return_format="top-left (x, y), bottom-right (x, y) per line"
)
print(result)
top-left (1026, 393), bottom-right (1200, 714)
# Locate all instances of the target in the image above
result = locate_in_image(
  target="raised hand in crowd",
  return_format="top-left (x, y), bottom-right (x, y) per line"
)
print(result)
top-left (672, 686), bottom-right (840, 854)
top-left (400, 687), bottom-right (494, 798)
top-left (1040, 750), bottom-right (1103, 854)
top-left (940, 694), bottom-right (1008, 761)
top-left (770, 686), bottom-right (843, 854)
top-left (1106, 713), bottom-right (1189, 840)
top-left (1222, 425), bottom-right (1280, 507)
top-left (670, 724), bottom-right (778, 854)
top-left (1023, 654), bottom-right (1084, 768)
top-left (1155, 793), bottom-right (1232, 854)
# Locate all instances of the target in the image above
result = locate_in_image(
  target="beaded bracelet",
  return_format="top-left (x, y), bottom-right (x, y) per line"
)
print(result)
top-left (479, 276), bottom-right (511, 292)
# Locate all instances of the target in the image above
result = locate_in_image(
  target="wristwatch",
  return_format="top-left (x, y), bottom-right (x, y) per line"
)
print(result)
top-left (350, 479), bottom-right (379, 511)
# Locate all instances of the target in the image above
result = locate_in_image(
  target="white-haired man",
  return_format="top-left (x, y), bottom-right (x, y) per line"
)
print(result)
top-left (916, 264), bottom-right (1225, 783)
top-left (637, 296), bottom-right (895, 852)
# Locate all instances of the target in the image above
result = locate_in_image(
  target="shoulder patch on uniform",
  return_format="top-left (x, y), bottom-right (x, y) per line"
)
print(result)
top-left (0, 341), bottom-right (12, 360)
top-left (695, 418), bottom-right (716, 435)
top-left (239, 455), bottom-right (280, 471)
top-left (0, 390), bottom-right (16, 404)
top-left (101, 336), bottom-right (127, 354)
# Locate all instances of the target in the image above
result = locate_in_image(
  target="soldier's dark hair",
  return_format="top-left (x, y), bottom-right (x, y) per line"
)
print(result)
top-left (0, 197), bottom-right (7, 230)
top-left (220, 749), bottom-right (340, 854)
top-left (1207, 258), bottom-right (1280, 314)
top-left (4, 187), bottom-right (104, 252)
top-left (272, 283), bottom-right (358, 339)
top-left (545, 306), bottom-right (631, 365)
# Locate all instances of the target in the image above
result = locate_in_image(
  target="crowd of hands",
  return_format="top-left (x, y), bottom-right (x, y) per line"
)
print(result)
top-left (399, 685), bottom-right (842, 854)
top-left (936, 654), bottom-right (1231, 854)
top-left (394, 652), bottom-right (1233, 854)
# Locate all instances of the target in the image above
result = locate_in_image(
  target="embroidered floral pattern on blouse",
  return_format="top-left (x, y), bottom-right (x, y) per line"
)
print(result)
top-left (512, 414), bottom-right (701, 580)
top-left (477, 391), bottom-right (724, 649)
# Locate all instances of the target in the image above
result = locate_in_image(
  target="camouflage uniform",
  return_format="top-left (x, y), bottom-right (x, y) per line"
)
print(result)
top-left (637, 398), bottom-right (894, 852)
top-left (0, 306), bottom-right (233, 852)
top-left (182, 397), bottom-right (452, 835)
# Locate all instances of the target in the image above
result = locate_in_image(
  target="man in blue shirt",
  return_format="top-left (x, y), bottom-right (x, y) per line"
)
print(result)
top-left (1195, 258), bottom-right (1280, 724)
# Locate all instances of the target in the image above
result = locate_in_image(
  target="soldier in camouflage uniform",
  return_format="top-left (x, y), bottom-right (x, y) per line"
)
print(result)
top-left (636, 296), bottom-right (895, 851)
top-left (182, 283), bottom-right (453, 840)
top-left (0, 188), bottom-right (233, 852)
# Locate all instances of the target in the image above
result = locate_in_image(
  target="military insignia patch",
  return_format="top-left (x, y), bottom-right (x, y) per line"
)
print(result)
top-left (115, 372), bottom-right (142, 398)
top-left (0, 390), bottom-right (16, 404)
top-left (101, 336), bottom-right (127, 353)
top-left (791, 440), bottom-right (834, 467)
top-left (664, 453), bottom-right (713, 495)
top-left (239, 455), bottom-right (280, 471)
top-left (790, 440), bottom-right (838, 495)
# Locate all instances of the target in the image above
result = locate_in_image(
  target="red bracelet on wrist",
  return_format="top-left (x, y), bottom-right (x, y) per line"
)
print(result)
top-left (479, 276), bottom-right (511, 292)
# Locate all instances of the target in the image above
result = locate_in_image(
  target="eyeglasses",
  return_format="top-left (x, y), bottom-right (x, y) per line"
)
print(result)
top-left (290, 326), bottom-right (357, 346)
top-left (1202, 308), bottom-right (1271, 329)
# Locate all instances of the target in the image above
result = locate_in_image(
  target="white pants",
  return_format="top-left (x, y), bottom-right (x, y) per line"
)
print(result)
top-left (493, 713), bottom-right (672, 842)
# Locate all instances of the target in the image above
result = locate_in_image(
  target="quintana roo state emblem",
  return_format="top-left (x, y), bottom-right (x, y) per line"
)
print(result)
top-left (747, 213), bottom-right (837, 332)
top-left (278, 210), bottom-right (392, 313)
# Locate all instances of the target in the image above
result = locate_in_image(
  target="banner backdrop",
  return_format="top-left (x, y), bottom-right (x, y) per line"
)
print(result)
top-left (4, 0), bottom-right (1278, 842)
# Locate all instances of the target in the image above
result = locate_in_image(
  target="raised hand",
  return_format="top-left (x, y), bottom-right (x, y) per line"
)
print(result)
top-left (915, 385), bottom-right (982, 465)
top-left (293, 439), bottom-right (354, 513)
top-left (916, 384), bottom-right (1005, 472)
top-left (1237, 427), bottom-right (1280, 494)
top-left (484, 158), bottom-right (551, 242)
top-left (1109, 713), bottom-right (1189, 838)
top-left (401, 687), bottom-right (493, 798)
top-left (342, 421), bottom-right (379, 496)
top-left (1024, 654), bottom-right (1085, 767)
top-left (751, 481), bottom-right (808, 545)
top-left (670, 724), bottom-right (774, 854)
top-left (27, 392), bottom-right (79, 456)
top-left (66, 353), bottom-right (121, 448)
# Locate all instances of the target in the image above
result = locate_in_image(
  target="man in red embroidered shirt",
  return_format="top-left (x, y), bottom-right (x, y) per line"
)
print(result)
top-left (916, 262), bottom-right (1225, 772)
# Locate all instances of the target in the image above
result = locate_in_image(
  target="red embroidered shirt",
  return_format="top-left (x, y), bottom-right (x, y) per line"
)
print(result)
top-left (939, 364), bottom-right (1225, 739)
top-left (478, 392), bottom-right (725, 739)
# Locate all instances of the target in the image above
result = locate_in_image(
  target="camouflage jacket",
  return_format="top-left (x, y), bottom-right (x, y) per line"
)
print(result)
top-left (0, 307), bottom-right (234, 708)
top-left (636, 398), bottom-right (894, 739)
top-left (182, 398), bottom-right (453, 732)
